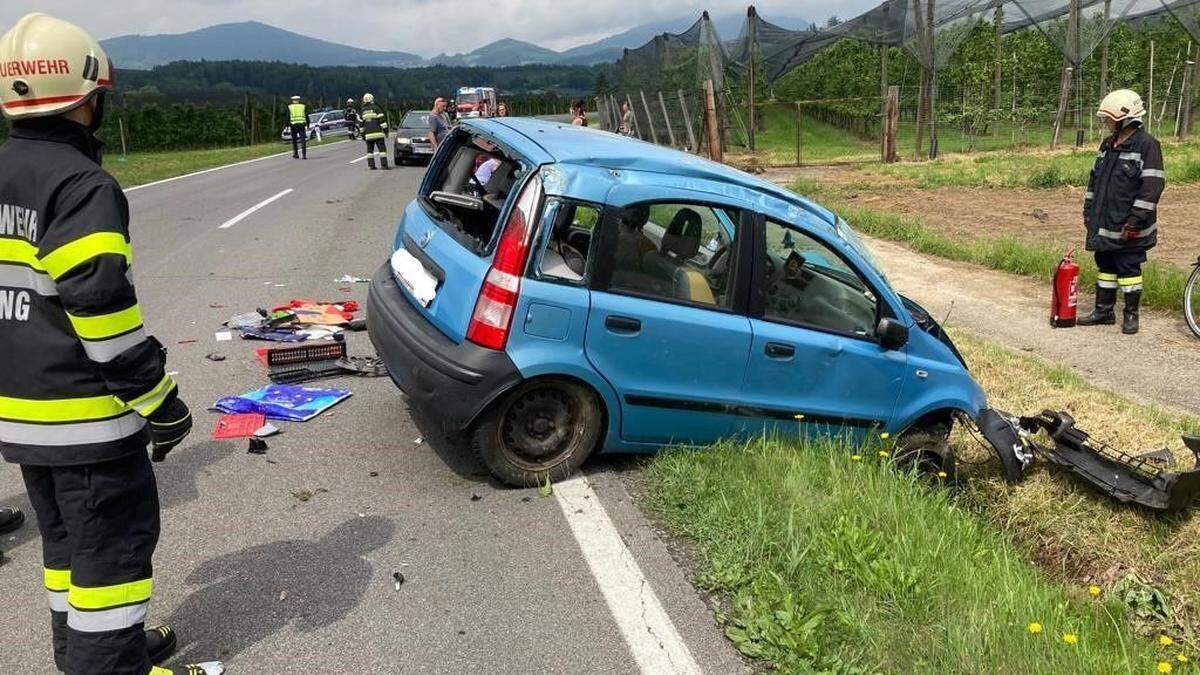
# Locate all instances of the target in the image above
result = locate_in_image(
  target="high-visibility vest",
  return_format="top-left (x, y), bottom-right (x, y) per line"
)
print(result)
top-left (288, 103), bottom-right (307, 125)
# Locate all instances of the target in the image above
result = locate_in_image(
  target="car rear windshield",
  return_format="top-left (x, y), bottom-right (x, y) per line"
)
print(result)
top-left (421, 133), bottom-right (524, 255)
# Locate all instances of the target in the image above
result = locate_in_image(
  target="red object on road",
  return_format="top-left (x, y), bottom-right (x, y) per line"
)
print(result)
top-left (212, 413), bottom-right (267, 439)
top-left (1051, 247), bottom-right (1079, 328)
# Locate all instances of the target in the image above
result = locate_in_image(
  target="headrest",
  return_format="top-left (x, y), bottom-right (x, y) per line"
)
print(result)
top-left (661, 208), bottom-right (702, 258)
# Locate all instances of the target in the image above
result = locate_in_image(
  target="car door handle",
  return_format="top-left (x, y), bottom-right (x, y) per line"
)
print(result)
top-left (605, 315), bottom-right (642, 334)
top-left (765, 342), bottom-right (795, 359)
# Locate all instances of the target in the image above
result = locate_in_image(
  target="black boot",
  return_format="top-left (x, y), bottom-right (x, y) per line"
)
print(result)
top-left (381, 158), bottom-right (390, 170)
top-left (146, 624), bottom-right (178, 664)
top-left (1077, 284), bottom-right (1117, 326)
top-left (1122, 290), bottom-right (1141, 335)
top-left (0, 506), bottom-right (23, 534)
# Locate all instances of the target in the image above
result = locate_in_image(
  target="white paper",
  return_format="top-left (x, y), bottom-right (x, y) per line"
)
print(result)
top-left (390, 249), bottom-right (438, 307)
top-left (214, 331), bottom-right (233, 342)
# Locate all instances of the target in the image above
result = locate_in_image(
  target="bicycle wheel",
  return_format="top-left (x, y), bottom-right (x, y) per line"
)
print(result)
top-left (1185, 263), bottom-right (1200, 339)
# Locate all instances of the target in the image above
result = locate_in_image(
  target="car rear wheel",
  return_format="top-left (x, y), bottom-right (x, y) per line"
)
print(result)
top-left (472, 378), bottom-right (604, 487)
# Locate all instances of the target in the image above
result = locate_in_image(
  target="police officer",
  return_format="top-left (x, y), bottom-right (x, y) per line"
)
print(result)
top-left (1078, 89), bottom-right (1165, 335)
top-left (288, 94), bottom-right (308, 159)
top-left (0, 14), bottom-right (223, 675)
top-left (344, 97), bottom-right (359, 140)
top-left (360, 92), bottom-right (389, 170)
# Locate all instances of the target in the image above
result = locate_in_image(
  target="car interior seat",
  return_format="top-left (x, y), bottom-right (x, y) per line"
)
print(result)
top-left (642, 208), bottom-right (702, 287)
top-left (674, 268), bottom-right (715, 305)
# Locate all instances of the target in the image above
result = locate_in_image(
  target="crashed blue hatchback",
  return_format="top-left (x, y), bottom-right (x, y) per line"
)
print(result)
top-left (367, 118), bottom-right (986, 486)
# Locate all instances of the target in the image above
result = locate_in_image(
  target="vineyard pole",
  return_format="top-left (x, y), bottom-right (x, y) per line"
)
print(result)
top-left (703, 79), bottom-right (722, 162)
top-left (658, 91), bottom-right (676, 147)
top-left (795, 102), bottom-right (802, 166)
top-left (639, 90), bottom-right (659, 144)
top-left (1100, 0), bottom-right (1112, 94)
top-left (678, 90), bottom-right (698, 152)
top-left (626, 94), bottom-right (642, 138)
top-left (1149, 40), bottom-right (1155, 134)
top-left (747, 5), bottom-right (757, 152)
top-left (884, 85), bottom-right (900, 162)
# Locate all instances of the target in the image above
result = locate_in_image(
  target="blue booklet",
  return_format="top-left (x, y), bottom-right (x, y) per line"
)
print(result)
top-left (214, 385), bottom-right (351, 422)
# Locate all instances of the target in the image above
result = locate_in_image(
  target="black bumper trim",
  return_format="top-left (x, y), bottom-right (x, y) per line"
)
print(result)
top-left (625, 394), bottom-right (881, 429)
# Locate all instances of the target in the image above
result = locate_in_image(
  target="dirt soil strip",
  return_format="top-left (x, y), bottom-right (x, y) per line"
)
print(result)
top-left (864, 234), bottom-right (1200, 417)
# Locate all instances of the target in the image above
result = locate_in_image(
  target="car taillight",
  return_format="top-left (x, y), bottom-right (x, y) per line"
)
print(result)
top-left (466, 176), bottom-right (543, 350)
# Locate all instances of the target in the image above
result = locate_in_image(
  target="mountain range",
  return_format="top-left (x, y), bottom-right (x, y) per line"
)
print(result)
top-left (101, 13), bottom-right (811, 71)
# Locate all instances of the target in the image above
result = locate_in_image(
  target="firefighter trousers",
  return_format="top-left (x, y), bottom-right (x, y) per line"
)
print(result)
top-left (21, 450), bottom-right (160, 675)
top-left (1095, 250), bottom-right (1146, 295)
top-left (364, 137), bottom-right (388, 169)
top-left (290, 123), bottom-right (308, 158)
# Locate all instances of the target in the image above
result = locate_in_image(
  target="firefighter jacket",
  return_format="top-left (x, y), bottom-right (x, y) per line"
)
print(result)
top-left (0, 117), bottom-right (177, 466)
top-left (1084, 126), bottom-right (1164, 252)
top-left (360, 105), bottom-right (387, 140)
top-left (288, 102), bottom-right (307, 125)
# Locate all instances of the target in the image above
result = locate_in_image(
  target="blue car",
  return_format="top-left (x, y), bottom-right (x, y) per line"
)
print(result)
top-left (367, 118), bottom-right (987, 486)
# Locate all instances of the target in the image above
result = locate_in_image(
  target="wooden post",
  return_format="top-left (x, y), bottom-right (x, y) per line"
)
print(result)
top-left (703, 79), bottom-right (722, 162)
top-left (1149, 40), bottom-right (1156, 135)
top-left (118, 117), bottom-right (128, 158)
top-left (639, 90), bottom-right (659, 144)
top-left (880, 44), bottom-right (889, 125)
top-left (992, 5), bottom-right (1004, 110)
top-left (657, 91), bottom-right (677, 147)
top-left (884, 86), bottom-right (899, 162)
top-left (678, 90), bottom-right (698, 151)
top-left (1051, 65), bottom-right (1072, 148)
top-left (626, 94), bottom-right (642, 139)
top-left (747, 6), bottom-right (757, 152)
top-left (794, 102), bottom-right (802, 166)
top-left (271, 95), bottom-right (277, 140)
top-left (1099, 0), bottom-right (1112, 95)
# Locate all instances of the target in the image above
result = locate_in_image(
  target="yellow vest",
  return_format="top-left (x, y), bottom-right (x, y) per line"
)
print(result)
top-left (288, 103), bottom-right (307, 125)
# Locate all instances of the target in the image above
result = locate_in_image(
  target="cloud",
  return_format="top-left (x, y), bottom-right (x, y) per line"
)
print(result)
top-left (3, 0), bottom-right (879, 56)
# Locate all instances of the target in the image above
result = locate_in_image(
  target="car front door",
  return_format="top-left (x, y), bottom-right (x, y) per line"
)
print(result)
top-left (738, 217), bottom-right (907, 440)
top-left (584, 200), bottom-right (754, 445)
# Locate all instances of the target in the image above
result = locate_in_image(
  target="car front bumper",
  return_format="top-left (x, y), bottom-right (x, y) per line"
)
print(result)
top-left (367, 262), bottom-right (521, 432)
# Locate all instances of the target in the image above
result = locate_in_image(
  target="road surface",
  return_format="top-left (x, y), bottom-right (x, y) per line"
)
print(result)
top-left (0, 140), bottom-right (746, 674)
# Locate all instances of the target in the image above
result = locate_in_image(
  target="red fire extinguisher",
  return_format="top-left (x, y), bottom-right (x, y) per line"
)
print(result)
top-left (1051, 247), bottom-right (1079, 328)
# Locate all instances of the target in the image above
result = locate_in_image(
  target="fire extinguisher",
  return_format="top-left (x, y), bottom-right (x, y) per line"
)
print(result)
top-left (1051, 247), bottom-right (1079, 328)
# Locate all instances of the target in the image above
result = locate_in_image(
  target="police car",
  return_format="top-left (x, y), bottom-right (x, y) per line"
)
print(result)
top-left (280, 109), bottom-right (355, 141)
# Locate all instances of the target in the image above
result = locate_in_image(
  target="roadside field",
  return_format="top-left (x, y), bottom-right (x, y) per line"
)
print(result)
top-left (108, 138), bottom-right (344, 188)
top-left (647, 328), bottom-right (1200, 672)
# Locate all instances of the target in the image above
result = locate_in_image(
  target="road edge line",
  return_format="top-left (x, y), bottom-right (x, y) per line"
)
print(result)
top-left (555, 474), bottom-right (702, 675)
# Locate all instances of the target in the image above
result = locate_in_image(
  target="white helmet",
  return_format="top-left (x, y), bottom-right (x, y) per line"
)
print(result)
top-left (346, 98), bottom-right (354, 104)
top-left (362, 92), bottom-right (374, 104)
top-left (0, 13), bottom-right (113, 120)
top-left (1097, 89), bottom-right (1145, 126)
top-left (291, 95), bottom-right (301, 101)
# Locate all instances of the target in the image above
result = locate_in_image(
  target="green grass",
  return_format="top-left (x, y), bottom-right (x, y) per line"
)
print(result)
top-left (790, 178), bottom-right (1188, 313)
top-left (106, 138), bottom-right (344, 187)
top-left (645, 436), bottom-right (1168, 673)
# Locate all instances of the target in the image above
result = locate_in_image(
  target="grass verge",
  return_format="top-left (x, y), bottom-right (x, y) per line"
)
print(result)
top-left (646, 329), bottom-right (1200, 672)
top-left (790, 178), bottom-right (1188, 313)
top-left (107, 139), bottom-right (343, 188)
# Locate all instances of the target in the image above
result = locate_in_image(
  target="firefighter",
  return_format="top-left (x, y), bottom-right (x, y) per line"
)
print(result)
top-left (344, 97), bottom-right (359, 140)
top-left (1078, 89), bottom-right (1165, 335)
top-left (288, 94), bottom-right (308, 159)
top-left (0, 14), bottom-right (223, 675)
top-left (360, 92), bottom-right (389, 170)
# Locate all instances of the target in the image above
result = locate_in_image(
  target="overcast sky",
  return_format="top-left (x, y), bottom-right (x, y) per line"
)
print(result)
top-left (3, 0), bottom-right (878, 56)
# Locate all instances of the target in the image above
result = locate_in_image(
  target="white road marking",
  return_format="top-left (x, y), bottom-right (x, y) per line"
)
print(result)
top-left (348, 155), bottom-right (370, 164)
top-left (217, 189), bottom-right (294, 230)
top-left (555, 475), bottom-right (702, 675)
top-left (123, 140), bottom-right (349, 194)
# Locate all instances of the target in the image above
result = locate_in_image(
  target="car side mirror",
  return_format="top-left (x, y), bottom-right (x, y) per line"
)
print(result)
top-left (876, 317), bottom-right (909, 351)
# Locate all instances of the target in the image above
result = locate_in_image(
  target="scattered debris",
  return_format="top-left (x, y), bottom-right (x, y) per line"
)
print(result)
top-left (215, 384), bottom-right (352, 422)
top-left (268, 339), bottom-right (348, 384)
top-left (470, 494), bottom-right (482, 502)
top-left (208, 303), bottom-right (226, 309)
top-left (247, 437), bottom-right (268, 454)
top-left (254, 423), bottom-right (281, 437)
top-left (214, 331), bottom-right (233, 342)
top-left (347, 318), bottom-right (368, 332)
top-left (205, 353), bottom-right (226, 362)
top-left (291, 488), bottom-right (328, 502)
top-left (177, 338), bottom-right (198, 345)
top-left (212, 413), bottom-right (267, 440)
top-left (413, 437), bottom-right (424, 445)
top-left (393, 571), bottom-right (405, 591)
top-left (521, 496), bottom-right (532, 503)
top-left (538, 475), bottom-right (554, 498)
top-left (1025, 208), bottom-right (1050, 221)
top-left (369, 471), bottom-right (379, 477)
top-left (335, 275), bottom-right (369, 284)
top-left (279, 590), bottom-right (288, 602)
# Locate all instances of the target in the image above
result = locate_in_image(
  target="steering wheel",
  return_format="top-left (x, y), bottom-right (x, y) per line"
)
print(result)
top-left (467, 173), bottom-right (488, 195)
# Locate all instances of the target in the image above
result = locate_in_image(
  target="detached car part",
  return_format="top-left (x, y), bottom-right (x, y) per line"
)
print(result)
top-left (976, 408), bottom-right (1200, 512)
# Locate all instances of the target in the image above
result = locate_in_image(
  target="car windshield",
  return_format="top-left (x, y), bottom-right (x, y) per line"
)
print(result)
top-left (835, 216), bottom-right (886, 282)
top-left (458, 92), bottom-right (479, 103)
top-left (402, 112), bottom-right (430, 127)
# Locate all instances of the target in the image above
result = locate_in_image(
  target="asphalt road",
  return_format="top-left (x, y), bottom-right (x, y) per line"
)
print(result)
top-left (0, 140), bottom-right (746, 674)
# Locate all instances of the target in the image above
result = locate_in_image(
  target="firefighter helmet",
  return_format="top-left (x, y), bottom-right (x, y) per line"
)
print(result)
top-left (362, 93), bottom-right (375, 104)
top-left (1097, 89), bottom-right (1145, 125)
top-left (291, 95), bottom-right (301, 101)
top-left (346, 98), bottom-right (354, 104)
top-left (0, 13), bottom-right (113, 121)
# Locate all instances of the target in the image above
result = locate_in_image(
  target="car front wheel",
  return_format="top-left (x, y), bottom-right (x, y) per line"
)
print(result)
top-left (472, 378), bottom-right (604, 487)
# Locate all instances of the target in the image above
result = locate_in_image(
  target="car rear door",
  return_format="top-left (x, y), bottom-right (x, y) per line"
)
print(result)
top-left (583, 199), bottom-right (755, 445)
top-left (738, 215), bottom-right (906, 440)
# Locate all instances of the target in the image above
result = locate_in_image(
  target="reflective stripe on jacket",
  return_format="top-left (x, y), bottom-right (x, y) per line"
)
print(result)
top-left (1084, 126), bottom-right (1164, 252)
top-left (360, 106), bottom-right (388, 140)
top-left (288, 103), bottom-right (307, 125)
top-left (0, 118), bottom-right (175, 466)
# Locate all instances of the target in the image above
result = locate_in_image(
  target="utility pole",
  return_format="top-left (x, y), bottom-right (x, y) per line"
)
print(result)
top-left (747, 6), bottom-right (758, 152)
top-left (992, 5), bottom-right (1004, 111)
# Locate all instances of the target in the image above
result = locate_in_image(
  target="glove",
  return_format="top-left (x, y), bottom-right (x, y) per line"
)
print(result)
top-left (148, 397), bottom-right (192, 462)
top-left (1122, 223), bottom-right (1140, 240)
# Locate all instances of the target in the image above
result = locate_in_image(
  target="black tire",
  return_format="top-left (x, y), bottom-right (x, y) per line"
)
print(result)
top-left (1185, 262), bottom-right (1200, 339)
top-left (394, 153), bottom-right (405, 166)
top-left (894, 431), bottom-right (955, 481)
top-left (471, 378), bottom-right (604, 487)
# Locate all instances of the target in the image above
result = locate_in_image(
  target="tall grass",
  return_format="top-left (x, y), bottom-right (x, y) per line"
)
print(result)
top-left (646, 437), bottom-right (1166, 673)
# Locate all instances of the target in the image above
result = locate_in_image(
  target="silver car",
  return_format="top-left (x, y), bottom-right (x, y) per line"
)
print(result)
top-left (392, 111), bottom-right (437, 165)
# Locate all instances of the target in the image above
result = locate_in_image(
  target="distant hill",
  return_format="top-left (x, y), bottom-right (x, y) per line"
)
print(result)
top-left (102, 14), bottom-right (812, 71)
top-left (101, 21), bottom-right (423, 70)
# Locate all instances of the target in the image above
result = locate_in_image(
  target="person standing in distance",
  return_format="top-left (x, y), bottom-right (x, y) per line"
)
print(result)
top-left (1078, 89), bottom-right (1165, 335)
top-left (288, 95), bottom-right (308, 159)
top-left (359, 92), bottom-right (389, 170)
top-left (428, 97), bottom-right (452, 152)
top-left (0, 13), bottom-right (223, 675)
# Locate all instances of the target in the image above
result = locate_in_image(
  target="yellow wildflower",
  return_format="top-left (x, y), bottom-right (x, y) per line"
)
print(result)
top-left (1176, 654), bottom-right (1189, 664)
top-left (1027, 622), bottom-right (1042, 635)
top-left (1088, 585), bottom-right (1101, 597)
top-left (1063, 633), bottom-right (1078, 645)
top-left (1160, 636), bottom-right (1176, 647)
top-left (793, 414), bottom-right (805, 420)
top-left (1158, 661), bottom-right (1173, 674)
top-left (937, 471), bottom-right (948, 478)
top-left (878, 450), bottom-right (890, 458)
top-left (880, 432), bottom-right (890, 439)
top-left (851, 455), bottom-right (862, 462)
